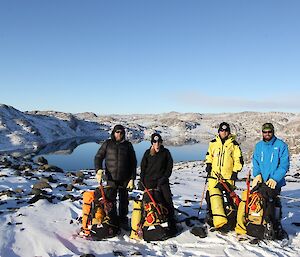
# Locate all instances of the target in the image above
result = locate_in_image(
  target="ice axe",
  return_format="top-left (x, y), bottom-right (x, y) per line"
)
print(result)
top-left (140, 181), bottom-right (162, 215)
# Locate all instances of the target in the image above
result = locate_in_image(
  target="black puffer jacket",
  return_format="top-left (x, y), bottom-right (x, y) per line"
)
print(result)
top-left (94, 131), bottom-right (137, 182)
top-left (140, 146), bottom-right (173, 188)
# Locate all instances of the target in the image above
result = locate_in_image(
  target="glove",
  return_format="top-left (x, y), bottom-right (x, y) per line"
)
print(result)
top-left (138, 180), bottom-right (145, 190)
top-left (126, 179), bottom-right (134, 191)
top-left (206, 163), bottom-right (212, 177)
top-left (266, 178), bottom-right (277, 189)
top-left (252, 174), bottom-right (262, 189)
top-left (96, 169), bottom-right (103, 183)
top-left (230, 172), bottom-right (238, 181)
top-left (157, 177), bottom-right (168, 186)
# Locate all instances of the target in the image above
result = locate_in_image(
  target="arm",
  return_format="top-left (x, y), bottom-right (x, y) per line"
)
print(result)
top-left (140, 150), bottom-right (148, 183)
top-left (164, 149), bottom-right (173, 179)
top-left (233, 143), bottom-right (244, 173)
top-left (205, 142), bottom-right (213, 165)
top-left (94, 141), bottom-right (108, 171)
top-left (252, 144), bottom-right (261, 177)
top-left (128, 142), bottom-right (137, 180)
top-left (271, 143), bottom-right (290, 182)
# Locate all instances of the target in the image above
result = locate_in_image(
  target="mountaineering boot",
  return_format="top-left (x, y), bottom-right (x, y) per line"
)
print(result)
top-left (119, 217), bottom-right (130, 231)
top-left (218, 223), bottom-right (231, 234)
top-left (190, 226), bottom-right (207, 238)
top-left (264, 222), bottom-right (275, 240)
top-left (274, 222), bottom-right (288, 240)
top-left (168, 216), bottom-right (179, 236)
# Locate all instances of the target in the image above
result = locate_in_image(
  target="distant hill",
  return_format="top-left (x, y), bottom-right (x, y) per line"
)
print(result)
top-left (1, 104), bottom-right (299, 158)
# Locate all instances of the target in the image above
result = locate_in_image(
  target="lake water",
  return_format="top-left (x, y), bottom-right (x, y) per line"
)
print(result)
top-left (36, 141), bottom-right (208, 171)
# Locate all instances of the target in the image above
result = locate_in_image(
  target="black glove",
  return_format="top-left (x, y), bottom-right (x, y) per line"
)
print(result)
top-left (206, 163), bottom-right (212, 177)
top-left (157, 177), bottom-right (168, 186)
top-left (138, 180), bottom-right (144, 191)
top-left (230, 172), bottom-right (238, 181)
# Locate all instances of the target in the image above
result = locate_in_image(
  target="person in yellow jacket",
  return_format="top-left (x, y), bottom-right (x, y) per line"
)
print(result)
top-left (205, 122), bottom-right (244, 233)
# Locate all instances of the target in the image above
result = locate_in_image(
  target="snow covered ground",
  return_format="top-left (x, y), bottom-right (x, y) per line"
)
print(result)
top-left (0, 154), bottom-right (300, 257)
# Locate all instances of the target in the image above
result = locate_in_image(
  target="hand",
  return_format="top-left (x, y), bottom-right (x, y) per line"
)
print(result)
top-left (138, 180), bottom-right (144, 190)
top-left (252, 174), bottom-right (262, 189)
top-left (157, 177), bottom-right (168, 186)
top-left (126, 179), bottom-right (134, 191)
top-left (266, 178), bottom-right (277, 189)
top-left (206, 163), bottom-right (212, 177)
top-left (96, 169), bottom-right (103, 183)
top-left (230, 172), bottom-right (238, 181)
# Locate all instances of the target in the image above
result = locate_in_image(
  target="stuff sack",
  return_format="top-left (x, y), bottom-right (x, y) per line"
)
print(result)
top-left (208, 182), bottom-right (238, 230)
top-left (141, 189), bottom-right (170, 241)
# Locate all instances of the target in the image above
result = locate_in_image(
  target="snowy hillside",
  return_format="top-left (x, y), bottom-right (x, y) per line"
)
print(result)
top-left (0, 154), bottom-right (300, 256)
top-left (1, 104), bottom-right (300, 158)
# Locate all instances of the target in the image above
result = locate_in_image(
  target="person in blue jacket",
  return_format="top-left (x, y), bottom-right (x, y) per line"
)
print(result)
top-left (252, 122), bottom-right (290, 239)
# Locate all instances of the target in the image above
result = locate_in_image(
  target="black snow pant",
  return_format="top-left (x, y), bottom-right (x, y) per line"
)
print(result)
top-left (107, 180), bottom-right (129, 223)
top-left (159, 183), bottom-right (175, 218)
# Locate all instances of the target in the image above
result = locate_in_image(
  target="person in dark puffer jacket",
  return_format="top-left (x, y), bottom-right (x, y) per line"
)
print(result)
top-left (94, 124), bottom-right (137, 229)
top-left (140, 133), bottom-right (177, 234)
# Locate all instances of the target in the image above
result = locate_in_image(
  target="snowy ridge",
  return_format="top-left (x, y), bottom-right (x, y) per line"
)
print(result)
top-left (1, 104), bottom-right (300, 156)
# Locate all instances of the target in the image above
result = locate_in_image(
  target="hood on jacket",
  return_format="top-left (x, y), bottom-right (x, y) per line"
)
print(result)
top-left (111, 124), bottom-right (125, 142)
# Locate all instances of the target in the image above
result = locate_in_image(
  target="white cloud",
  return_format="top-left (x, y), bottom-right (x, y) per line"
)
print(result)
top-left (172, 91), bottom-right (300, 111)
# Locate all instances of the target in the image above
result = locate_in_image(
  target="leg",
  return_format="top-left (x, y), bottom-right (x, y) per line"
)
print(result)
top-left (118, 181), bottom-right (129, 222)
top-left (159, 183), bottom-right (175, 218)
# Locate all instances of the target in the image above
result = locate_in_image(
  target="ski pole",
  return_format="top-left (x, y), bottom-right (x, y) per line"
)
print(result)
top-left (140, 181), bottom-right (162, 215)
top-left (198, 175), bottom-right (208, 217)
top-left (245, 169), bottom-right (251, 219)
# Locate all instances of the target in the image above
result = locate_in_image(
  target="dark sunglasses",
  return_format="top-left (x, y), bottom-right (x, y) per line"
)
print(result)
top-left (262, 130), bottom-right (273, 134)
top-left (152, 140), bottom-right (161, 144)
top-left (115, 130), bottom-right (124, 134)
top-left (219, 129), bottom-right (229, 132)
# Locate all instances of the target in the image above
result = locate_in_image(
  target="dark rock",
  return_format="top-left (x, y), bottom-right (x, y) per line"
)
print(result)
top-left (0, 190), bottom-right (14, 197)
top-left (14, 188), bottom-right (23, 194)
top-left (18, 164), bottom-right (32, 171)
top-left (72, 177), bottom-right (84, 185)
top-left (14, 171), bottom-right (22, 176)
top-left (66, 184), bottom-right (74, 191)
top-left (80, 254), bottom-right (95, 257)
top-left (56, 183), bottom-right (68, 189)
top-left (24, 170), bottom-right (34, 177)
top-left (76, 171), bottom-right (85, 178)
top-left (42, 165), bottom-right (64, 173)
top-left (62, 194), bottom-right (76, 201)
top-left (66, 172), bottom-right (76, 177)
top-left (41, 175), bottom-right (57, 183)
top-left (37, 156), bottom-right (48, 165)
top-left (28, 195), bottom-right (54, 204)
top-left (29, 188), bottom-right (45, 196)
top-left (2, 159), bottom-right (12, 167)
top-left (33, 181), bottom-right (52, 190)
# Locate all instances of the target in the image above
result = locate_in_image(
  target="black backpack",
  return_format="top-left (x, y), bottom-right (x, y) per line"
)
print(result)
top-left (83, 186), bottom-right (119, 240)
top-left (141, 189), bottom-right (170, 241)
top-left (246, 183), bottom-right (280, 240)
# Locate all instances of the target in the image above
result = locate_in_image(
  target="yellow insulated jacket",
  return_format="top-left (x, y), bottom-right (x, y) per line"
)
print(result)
top-left (206, 134), bottom-right (243, 182)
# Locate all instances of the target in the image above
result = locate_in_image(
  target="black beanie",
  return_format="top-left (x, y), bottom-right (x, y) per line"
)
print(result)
top-left (151, 133), bottom-right (163, 144)
top-left (218, 122), bottom-right (230, 133)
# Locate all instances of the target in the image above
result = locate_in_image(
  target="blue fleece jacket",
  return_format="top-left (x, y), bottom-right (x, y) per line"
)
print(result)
top-left (252, 136), bottom-right (290, 188)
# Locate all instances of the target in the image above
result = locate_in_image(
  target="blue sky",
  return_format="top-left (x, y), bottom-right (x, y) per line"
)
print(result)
top-left (0, 1), bottom-right (299, 114)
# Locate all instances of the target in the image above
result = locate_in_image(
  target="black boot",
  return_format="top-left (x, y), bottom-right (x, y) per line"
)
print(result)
top-left (274, 222), bottom-right (288, 240)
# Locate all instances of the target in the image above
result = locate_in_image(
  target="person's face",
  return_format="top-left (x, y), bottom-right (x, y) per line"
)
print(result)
top-left (152, 140), bottom-right (162, 152)
top-left (219, 129), bottom-right (230, 139)
top-left (114, 130), bottom-right (124, 141)
top-left (262, 130), bottom-right (273, 142)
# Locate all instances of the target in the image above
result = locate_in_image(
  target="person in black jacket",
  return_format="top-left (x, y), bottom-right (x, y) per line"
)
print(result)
top-left (94, 124), bottom-right (137, 229)
top-left (140, 133), bottom-right (176, 231)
